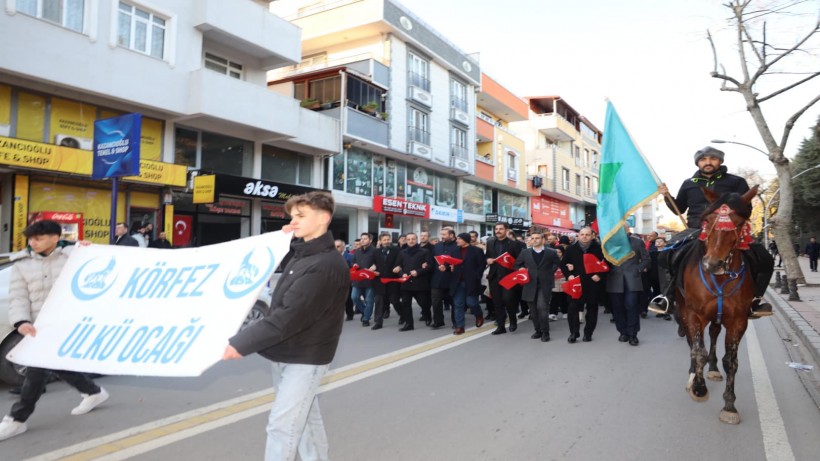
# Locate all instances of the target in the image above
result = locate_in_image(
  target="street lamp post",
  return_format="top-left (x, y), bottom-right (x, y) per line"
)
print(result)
top-left (711, 139), bottom-right (769, 156)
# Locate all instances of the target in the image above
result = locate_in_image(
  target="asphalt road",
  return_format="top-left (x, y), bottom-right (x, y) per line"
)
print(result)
top-left (1, 307), bottom-right (819, 461)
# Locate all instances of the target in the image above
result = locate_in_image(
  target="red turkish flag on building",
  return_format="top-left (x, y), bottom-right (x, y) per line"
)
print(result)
top-left (495, 252), bottom-right (516, 270)
top-left (173, 215), bottom-right (193, 247)
top-left (434, 255), bottom-right (463, 266)
top-left (583, 253), bottom-right (610, 273)
top-left (499, 268), bottom-right (531, 290)
top-left (350, 266), bottom-right (377, 282)
top-left (563, 277), bottom-right (583, 299)
top-left (380, 275), bottom-right (410, 284)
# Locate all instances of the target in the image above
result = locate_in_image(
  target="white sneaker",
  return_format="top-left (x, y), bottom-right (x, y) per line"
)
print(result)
top-left (0, 416), bottom-right (27, 441)
top-left (548, 314), bottom-right (558, 321)
top-left (71, 388), bottom-right (109, 416)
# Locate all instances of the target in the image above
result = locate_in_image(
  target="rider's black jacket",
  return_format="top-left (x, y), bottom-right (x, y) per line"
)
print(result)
top-left (665, 165), bottom-right (750, 229)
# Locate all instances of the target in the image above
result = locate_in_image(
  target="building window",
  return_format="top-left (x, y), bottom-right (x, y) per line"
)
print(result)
top-left (575, 173), bottom-right (581, 195)
top-left (204, 52), bottom-right (243, 79)
top-left (435, 176), bottom-right (456, 208)
top-left (451, 78), bottom-right (468, 112)
top-left (584, 148), bottom-right (590, 168)
top-left (408, 52), bottom-right (430, 91)
top-left (591, 150), bottom-right (599, 168)
top-left (451, 126), bottom-right (468, 159)
top-left (117, 1), bottom-right (166, 59)
top-left (261, 146), bottom-right (313, 186)
top-left (574, 146), bottom-right (581, 166)
top-left (507, 151), bottom-right (518, 182)
top-left (584, 175), bottom-right (591, 196)
top-left (562, 168), bottom-right (570, 190)
top-left (498, 191), bottom-right (528, 219)
top-left (308, 75), bottom-right (341, 105)
top-left (174, 127), bottom-right (251, 176)
top-left (17, 0), bottom-right (84, 32)
top-left (408, 106), bottom-right (430, 145)
top-left (462, 182), bottom-right (492, 215)
top-left (347, 75), bottom-right (384, 112)
top-left (346, 148), bottom-right (372, 196)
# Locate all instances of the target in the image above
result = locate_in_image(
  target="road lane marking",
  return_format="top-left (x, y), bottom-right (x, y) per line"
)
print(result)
top-left (746, 321), bottom-right (796, 461)
top-left (26, 324), bottom-right (496, 461)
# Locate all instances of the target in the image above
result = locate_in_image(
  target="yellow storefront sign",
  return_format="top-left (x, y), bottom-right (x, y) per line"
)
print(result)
top-left (0, 136), bottom-right (92, 174)
top-left (164, 205), bottom-right (174, 245)
top-left (123, 159), bottom-right (187, 187)
top-left (29, 182), bottom-right (126, 244)
top-left (193, 175), bottom-right (216, 204)
top-left (0, 84), bottom-right (11, 128)
top-left (12, 175), bottom-right (29, 251)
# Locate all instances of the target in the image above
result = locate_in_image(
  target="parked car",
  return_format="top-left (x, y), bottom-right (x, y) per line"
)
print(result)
top-left (0, 254), bottom-right (279, 386)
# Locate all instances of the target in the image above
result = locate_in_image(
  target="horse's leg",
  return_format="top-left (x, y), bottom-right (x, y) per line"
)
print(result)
top-left (719, 319), bottom-right (748, 424)
top-left (707, 322), bottom-right (723, 381)
top-left (685, 314), bottom-right (709, 402)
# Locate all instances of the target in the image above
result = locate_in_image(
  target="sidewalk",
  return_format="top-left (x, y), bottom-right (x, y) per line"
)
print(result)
top-left (766, 255), bottom-right (820, 365)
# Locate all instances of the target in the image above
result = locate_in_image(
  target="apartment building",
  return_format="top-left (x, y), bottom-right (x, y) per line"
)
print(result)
top-left (0, 0), bottom-right (339, 251)
top-left (512, 96), bottom-right (602, 235)
top-left (269, 0), bottom-right (489, 241)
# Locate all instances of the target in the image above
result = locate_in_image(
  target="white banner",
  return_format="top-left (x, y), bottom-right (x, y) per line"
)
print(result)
top-left (7, 231), bottom-right (292, 377)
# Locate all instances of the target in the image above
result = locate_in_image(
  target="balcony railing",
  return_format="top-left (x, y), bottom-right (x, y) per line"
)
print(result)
top-left (408, 127), bottom-right (430, 145)
top-left (507, 169), bottom-right (518, 181)
top-left (408, 71), bottom-right (430, 91)
top-left (451, 144), bottom-right (469, 160)
top-left (451, 97), bottom-right (468, 112)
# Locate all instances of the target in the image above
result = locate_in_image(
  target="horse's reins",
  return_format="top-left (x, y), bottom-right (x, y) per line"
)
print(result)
top-left (698, 204), bottom-right (748, 324)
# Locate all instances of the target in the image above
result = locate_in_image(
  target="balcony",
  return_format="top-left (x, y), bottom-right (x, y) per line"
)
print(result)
top-left (476, 115), bottom-right (495, 142)
top-left (530, 113), bottom-right (577, 142)
top-left (310, 105), bottom-right (388, 147)
top-left (193, 0), bottom-right (301, 70)
top-left (274, 55), bottom-right (390, 89)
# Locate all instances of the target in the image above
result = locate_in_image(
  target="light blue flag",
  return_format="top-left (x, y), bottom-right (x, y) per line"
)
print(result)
top-left (597, 101), bottom-right (660, 265)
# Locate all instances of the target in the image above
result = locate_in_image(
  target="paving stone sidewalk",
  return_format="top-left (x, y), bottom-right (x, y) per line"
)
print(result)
top-left (766, 255), bottom-right (820, 365)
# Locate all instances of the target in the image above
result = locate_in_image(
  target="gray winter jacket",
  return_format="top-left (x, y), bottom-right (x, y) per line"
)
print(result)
top-left (8, 243), bottom-right (74, 327)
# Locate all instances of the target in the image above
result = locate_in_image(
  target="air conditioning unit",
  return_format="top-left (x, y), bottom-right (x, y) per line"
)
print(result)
top-left (54, 134), bottom-right (93, 150)
top-left (408, 141), bottom-right (432, 159)
top-left (408, 86), bottom-right (432, 107)
top-left (507, 169), bottom-right (518, 181)
top-left (451, 156), bottom-right (470, 172)
top-left (451, 108), bottom-right (469, 125)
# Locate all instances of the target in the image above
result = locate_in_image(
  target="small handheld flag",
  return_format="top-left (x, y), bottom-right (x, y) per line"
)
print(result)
top-left (563, 277), bottom-right (583, 299)
top-left (495, 252), bottom-right (515, 270)
top-left (434, 255), bottom-right (463, 266)
top-left (499, 268), bottom-right (531, 289)
top-left (583, 253), bottom-right (610, 274)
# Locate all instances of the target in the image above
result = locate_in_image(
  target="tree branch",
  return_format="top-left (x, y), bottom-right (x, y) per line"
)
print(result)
top-left (759, 72), bottom-right (820, 102)
top-left (779, 93), bottom-right (820, 148)
top-left (752, 16), bottom-right (820, 83)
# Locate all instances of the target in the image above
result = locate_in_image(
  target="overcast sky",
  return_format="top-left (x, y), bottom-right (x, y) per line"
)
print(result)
top-left (401, 0), bottom-right (820, 189)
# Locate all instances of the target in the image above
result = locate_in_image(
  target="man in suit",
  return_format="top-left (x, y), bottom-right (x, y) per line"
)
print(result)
top-left (393, 233), bottom-right (434, 331)
top-left (371, 233), bottom-right (401, 330)
top-left (148, 231), bottom-right (172, 249)
top-left (485, 222), bottom-right (523, 335)
top-left (449, 233), bottom-right (486, 335)
top-left (606, 232), bottom-right (650, 346)
top-left (430, 228), bottom-right (459, 329)
top-left (351, 233), bottom-right (377, 326)
top-left (113, 222), bottom-right (139, 246)
top-left (515, 232), bottom-right (562, 342)
top-left (561, 227), bottom-right (606, 343)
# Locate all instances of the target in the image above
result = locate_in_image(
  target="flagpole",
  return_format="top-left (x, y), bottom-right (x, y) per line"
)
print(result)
top-left (663, 191), bottom-right (689, 229)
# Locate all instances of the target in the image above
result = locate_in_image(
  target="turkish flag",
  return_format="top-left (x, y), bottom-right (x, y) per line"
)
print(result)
top-left (435, 255), bottom-right (463, 266)
top-left (495, 252), bottom-right (516, 270)
top-left (554, 268), bottom-right (565, 280)
top-left (563, 277), bottom-right (583, 299)
top-left (590, 219), bottom-right (599, 235)
top-left (499, 268), bottom-right (531, 290)
top-left (583, 253), bottom-right (610, 273)
top-left (380, 275), bottom-right (410, 284)
top-left (350, 265), bottom-right (377, 282)
top-left (173, 215), bottom-right (193, 247)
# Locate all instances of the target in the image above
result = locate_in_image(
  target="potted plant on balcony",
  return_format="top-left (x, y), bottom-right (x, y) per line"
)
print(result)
top-left (378, 111), bottom-right (389, 121)
top-left (300, 98), bottom-right (320, 110)
top-left (361, 101), bottom-right (379, 114)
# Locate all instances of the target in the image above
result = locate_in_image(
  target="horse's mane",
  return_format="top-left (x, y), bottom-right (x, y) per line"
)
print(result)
top-left (699, 192), bottom-right (752, 223)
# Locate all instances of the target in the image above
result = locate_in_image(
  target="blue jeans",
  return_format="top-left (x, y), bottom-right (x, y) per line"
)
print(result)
top-left (609, 290), bottom-right (641, 338)
top-left (452, 281), bottom-right (482, 328)
top-left (265, 362), bottom-right (329, 461)
top-left (351, 286), bottom-right (375, 322)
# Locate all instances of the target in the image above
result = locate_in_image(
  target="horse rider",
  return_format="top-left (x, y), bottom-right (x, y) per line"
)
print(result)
top-left (652, 146), bottom-right (773, 318)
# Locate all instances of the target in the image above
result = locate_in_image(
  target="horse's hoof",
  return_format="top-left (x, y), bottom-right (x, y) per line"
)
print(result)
top-left (707, 370), bottom-right (723, 381)
top-left (688, 387), bottom-right (709, 402)
top-left (677, 324), bottom-right (686, 338)
top-left (719, 410), bottom-right (741, 425)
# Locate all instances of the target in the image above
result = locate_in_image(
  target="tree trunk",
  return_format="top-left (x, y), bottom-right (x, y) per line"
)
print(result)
top-left (772, 163), bottom-right (806, 284)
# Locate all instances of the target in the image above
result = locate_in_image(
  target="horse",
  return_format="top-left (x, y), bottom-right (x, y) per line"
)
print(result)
top-left (676, 185), bottom-right (758, 425)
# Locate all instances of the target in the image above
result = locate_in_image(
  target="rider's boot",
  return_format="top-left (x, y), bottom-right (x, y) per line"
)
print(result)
top-left (649, 250), bottom-right (675, 314)
top-left (749, 297), bottom-right (773, 319)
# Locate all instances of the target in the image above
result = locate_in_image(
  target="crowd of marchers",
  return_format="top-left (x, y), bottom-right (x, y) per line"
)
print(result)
top-left (335, 223), bottom-right (671, 345)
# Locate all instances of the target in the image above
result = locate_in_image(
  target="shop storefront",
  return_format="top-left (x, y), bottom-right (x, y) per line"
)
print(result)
top-left (531, 195), bottom-right (576, 236)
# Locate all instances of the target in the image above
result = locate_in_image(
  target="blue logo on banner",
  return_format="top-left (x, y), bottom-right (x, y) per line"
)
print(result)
top-left (223, 248), bottom-right (276, 299)
top-left (93, 113), bottom-right (142, 179)
top-left (71, 257), bottom-right (119, 300)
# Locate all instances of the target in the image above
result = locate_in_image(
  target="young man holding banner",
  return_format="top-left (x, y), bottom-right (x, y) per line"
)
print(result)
top-left (0, 221), bottom-right (109, 441)
top-left (224, 191), bottom-right (349, 461)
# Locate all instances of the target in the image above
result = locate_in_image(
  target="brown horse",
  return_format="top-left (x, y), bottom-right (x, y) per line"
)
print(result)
top-left (676, 185), bottom-right (758, 424)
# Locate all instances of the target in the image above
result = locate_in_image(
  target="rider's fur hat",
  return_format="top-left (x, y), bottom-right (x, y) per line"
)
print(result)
top-left (694, 146), bottom-right (725, 165)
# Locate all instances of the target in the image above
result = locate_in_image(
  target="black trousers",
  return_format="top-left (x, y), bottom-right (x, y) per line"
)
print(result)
top-left (488, 279), bottom-right (520, 327)
top-left (528, 286), bottom-right (552, 335)
top-left (401, 290), bottom-right (431, 327)
top-left (811, 256), bottom-right (818, 271)
top-left (345, 285), bottom-right (355, 319)
top-left (567, 299), bottom-right (598, 338)
top-left (374, 284), bottom-right (400, 325)
top-left (431, 287), bottom-right (450, 325)
top-left (550, 291), bottom-right (568, 315)
top-left (609, 291), bottom-right (641, 337)
top-left (10, 367), bottom-right (100, 422)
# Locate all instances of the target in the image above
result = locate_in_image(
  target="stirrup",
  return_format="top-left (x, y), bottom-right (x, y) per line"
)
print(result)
top-left (648, 295), bottom-right (669, 314)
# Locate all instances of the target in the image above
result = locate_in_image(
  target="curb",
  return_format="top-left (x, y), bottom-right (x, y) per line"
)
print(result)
top-left (766, 286), bottom-right (820, 366)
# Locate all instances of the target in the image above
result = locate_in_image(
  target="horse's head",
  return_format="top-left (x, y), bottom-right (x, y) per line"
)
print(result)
top-left (699, 185), bottom-right (758, 275)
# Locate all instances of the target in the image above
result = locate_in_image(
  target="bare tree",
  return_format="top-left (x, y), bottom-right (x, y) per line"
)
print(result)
top-left (708, 0), bottom-right (820, 292)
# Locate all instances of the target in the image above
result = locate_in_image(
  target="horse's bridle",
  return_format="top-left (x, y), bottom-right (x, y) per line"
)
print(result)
top-left (699, 204), bottom-right (751, 271)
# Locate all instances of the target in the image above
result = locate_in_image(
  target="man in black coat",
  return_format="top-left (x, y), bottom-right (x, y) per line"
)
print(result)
top-left (485, 222), bottom-right (523, 335)
top-left (430, 228), bottom-right (459, 329)
top-left (561, 227), bottom-right (606, 343)
top-left (515, 232), bottom-right (561, 342)
top-left (224, 191), bottom-right (349, 461)
top-left (393, 233), bottom-right (434, 331)
top-left (351, 232), bottom-right (378, 326)
top-left (113, 222), bottom-right (139, 246)
top-left (449, 233), bottom-right (486, 335)
top-left (371, 233), bottom-right (401, 330)
top-left (805, 237), bottom-right (820, 272)
top-left (148, 231), bottom-right (172, 249)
